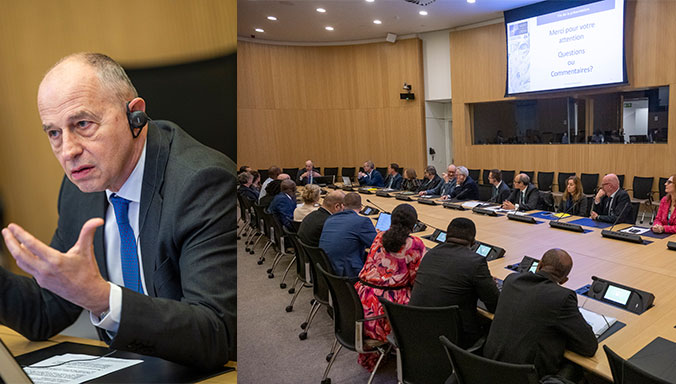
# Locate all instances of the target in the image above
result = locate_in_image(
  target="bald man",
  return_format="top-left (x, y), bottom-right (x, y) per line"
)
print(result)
top-left (591, 173), bottom-right (633, 224)
top-left (269, 179), bottom-right (297, 230)
top-left (484, 249), bottom-right (597, 380)
top-left (297, 160), bottom-right (321, 186)
top-left (0, 53), bottom-right (235, 367)
top-left (298, 190), bottom-right (345, 247)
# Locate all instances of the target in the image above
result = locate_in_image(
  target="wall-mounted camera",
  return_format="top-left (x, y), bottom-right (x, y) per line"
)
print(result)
top-left (400, 82), bottom-right (414, 100)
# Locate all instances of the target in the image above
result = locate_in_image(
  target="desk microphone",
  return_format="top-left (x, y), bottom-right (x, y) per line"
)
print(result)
top-left (607, 201), bottom-right (630, 232)
top-left (555, 199), bottom-right (580, 222)
top-left (601, 202), bottom-right (642, 243)
top-left (366, 199), bottom-right (389, 214)
top-left (548, 198), bottom-right (585, 232)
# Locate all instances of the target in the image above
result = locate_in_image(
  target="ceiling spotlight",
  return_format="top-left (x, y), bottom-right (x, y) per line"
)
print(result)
top-left (419, 10), bottom-right (428, 16)
top-left (373, 19), bottom-right (382, 24)
top-left (255, 28), bottom-right (264, 33)
top-left (316, 8), bottom-right (326, 13)
top-left (467, 0), bottom-right (476, 3)
top-left (325, 26), bottom-right (334, 31)
top-left (267, 16), bottom-right (277, 21)
top-left (366, 0), bottom-right (375, 2)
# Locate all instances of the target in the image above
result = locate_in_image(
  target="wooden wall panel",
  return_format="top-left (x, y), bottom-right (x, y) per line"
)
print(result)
top-left (450, 1), bottom-right (676, 191)
top-left (0, 0), bottom-right (236, 270)
top-left (238, 39), bottom-right (427, 174)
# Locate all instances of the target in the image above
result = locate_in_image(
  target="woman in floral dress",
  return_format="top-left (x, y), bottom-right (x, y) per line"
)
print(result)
top-left (354, 203), bottom-right (427, 371)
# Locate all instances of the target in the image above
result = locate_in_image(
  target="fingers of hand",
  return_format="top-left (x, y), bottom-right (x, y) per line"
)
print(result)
top-left (2, 226), bottom-right (41, 275)
top-left (74, 218), bottom-right (104, 252)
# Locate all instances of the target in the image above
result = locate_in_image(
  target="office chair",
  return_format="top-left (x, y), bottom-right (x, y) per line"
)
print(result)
top-left (468, 169), bottom-right (480, 182)
top-left (324, 167), bottom-right (339, 178)
top-left (629, 176), bottom-right (655, 224)
top-left (537, 171), bottom-right (554, 192)
top-left (580, 173), bottom-right (599, 195)
top-left (482, 169), bottom-right (491, 185)
top-left (519, 170), bottom-right (535, 182)
top-left (603, 345), bottom-right (671, 384)
top-left (297, 240), bottom-right (335, 341)
top-left (501, 170), bottom-right (515, 188)
top-left (557, 172), bottom-right (575, 193)
top-left (284, 233), bottom-right (313, 312)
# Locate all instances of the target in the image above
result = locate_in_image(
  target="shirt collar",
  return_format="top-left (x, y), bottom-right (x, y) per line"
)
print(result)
top-left (610, 189), bottom-right (618, 199)
top-left (106, 141), bottom-right (146, 204)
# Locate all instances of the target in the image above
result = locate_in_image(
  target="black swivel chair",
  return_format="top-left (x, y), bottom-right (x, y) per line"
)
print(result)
top-left (297, 240), bottom-right (335, 340)
top-left (538, 191), bottom-right (555, 212)
top-left (580, 173), bottom-right (599, 195)
top-left (482, 169), bottom-right (491, 185)
top-left (603, 345), bottom-right (671, 384)
top-left (557, 172), bottom-right (575, 193)
top-left (501, 170), bottom-right (515, 188)
top-left (617, 174), bottom-right (625, 189)
top-left (468, 169), bottom-right (480, 182)
top-left (324, 167), bottom-right (339, 179)
top-left (478, 184), bottom-right (493, 202)
top-left (283, 167), bottom-right (299, 178)
top-left (659, 177), bottom-right (669, 200)
top-left (537, 171), bottom-right (554, 192)
top-left (266, 215), bottom-right (295, 281)
top-left (439, 336), bottom-right (539, 384)
top-left (258, 168), bottom-right (269, 181)
top-left (341, 167), bottom-right (356, 181)
top-left (376, 167), bottom-right (388, 178)
top-left (519, 170), bottom-right (535, 182)
top-left (317, 265), bottom-right (391, 384)
top-left (285, 233), bottom-right (313, 312)
top-left (379, 299), bottom-right (459, 384)
top-left (630, 176), bottom-right (655, 224)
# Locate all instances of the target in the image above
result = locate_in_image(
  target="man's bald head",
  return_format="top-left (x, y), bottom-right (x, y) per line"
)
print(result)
top-left (602, 174), bottom-right (620, 193)
top-left (305, 160), bottom-right (314, 171)
top-left (537, 248), bottom-right (573, 284)
top-left (323, 190), bottom-right (346, 213)
top-left (277, 173), bottom-right (291, 181)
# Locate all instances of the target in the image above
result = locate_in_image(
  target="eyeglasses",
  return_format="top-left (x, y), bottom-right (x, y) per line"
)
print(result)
top-left (667, 180), bottom-right (674, 185)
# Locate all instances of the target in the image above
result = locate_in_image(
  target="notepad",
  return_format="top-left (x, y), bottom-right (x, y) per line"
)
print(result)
top-left (579, 307), bottom-right (617, 338)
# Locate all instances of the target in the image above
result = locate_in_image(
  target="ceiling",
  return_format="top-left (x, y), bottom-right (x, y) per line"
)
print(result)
top-left (238, 0), bottom-right (542, 44)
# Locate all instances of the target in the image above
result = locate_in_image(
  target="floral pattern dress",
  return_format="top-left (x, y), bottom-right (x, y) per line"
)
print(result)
top-left (354, 231), bottom-right (427, 371)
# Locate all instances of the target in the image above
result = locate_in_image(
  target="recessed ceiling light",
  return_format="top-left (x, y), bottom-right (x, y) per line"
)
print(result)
top-left (373, 19), bottom-right (382, 24)
top-left (419, 10), bottom-right (428, 16)
top-left (316, 8), bottom-right (326, 13)
top-left (365, 0), bottom-right (375, 2)
top-left (325, 26), bottom-right (334, 31)
top-left (255, 28), bottom-right (264, 33)
top-left (467, 0), bottom-right (476, 3)
top-left (267, 16), bottom-right (277, 21)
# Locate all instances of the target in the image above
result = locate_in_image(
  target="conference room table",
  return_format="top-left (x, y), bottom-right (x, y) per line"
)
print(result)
top-left (326, 187), bottom-right (676, 381)
top-left (0, 326), bottom-right (237, 383)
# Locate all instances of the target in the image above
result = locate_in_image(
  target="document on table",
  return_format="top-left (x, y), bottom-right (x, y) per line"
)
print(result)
top-left (24, 354), bottom-right (143, 384)
top-left (462, 201), bottom-right (483, 209)
top-left (579, 307), bottom-right (617, 338)
top-left (620, 226), bottom-right (650, 235)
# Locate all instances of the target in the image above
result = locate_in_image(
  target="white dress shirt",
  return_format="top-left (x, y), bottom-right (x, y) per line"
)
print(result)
top-left (90, 142), bottom-right (148, 332)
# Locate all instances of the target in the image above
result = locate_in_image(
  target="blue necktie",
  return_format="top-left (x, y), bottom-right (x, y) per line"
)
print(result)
top-left (110, 194), bottom-right (142, 293)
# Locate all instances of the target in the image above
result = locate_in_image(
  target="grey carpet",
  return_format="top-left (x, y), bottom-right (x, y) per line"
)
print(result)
top-left (237, 232), bottom-right (398, 384)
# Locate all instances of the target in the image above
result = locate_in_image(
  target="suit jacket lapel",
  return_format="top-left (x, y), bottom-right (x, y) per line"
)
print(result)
top-left (94, 192), bottom-right (109, 280)
top-left (138, 122), bottom-right (169, 296)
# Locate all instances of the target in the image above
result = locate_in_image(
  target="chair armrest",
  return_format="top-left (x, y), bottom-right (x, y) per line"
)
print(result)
top-left (466, 336), bottom-right (486, 356)
top-left (357, 314), bottom-right (387, 323)
top-left (355, 314), bottom-right (388, 353)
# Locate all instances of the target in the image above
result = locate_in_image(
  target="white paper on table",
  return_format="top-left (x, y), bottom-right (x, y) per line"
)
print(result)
top-left (579, 307), bottom-right (617, 338)
top-left (461, 201), bottom-right (483, 209)
top-left (619, 226), bottom-right (650, 235)
top-left (24, 353), bottom-right (143, 384)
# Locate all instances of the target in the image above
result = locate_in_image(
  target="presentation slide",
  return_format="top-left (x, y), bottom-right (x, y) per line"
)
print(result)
top-left (506, 0), bottom-right (625, 95)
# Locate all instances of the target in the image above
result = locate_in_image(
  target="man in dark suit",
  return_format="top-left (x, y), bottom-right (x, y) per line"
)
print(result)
top-left (297, 160), bottom-right (321, 186)
top-left (416, 165), bottom-right (443, 193)
top-left (383, 163), bottom-right (403, 190)
top-left (0, 53), bottom-right (235, 368)
top-left (319, 193), bottom-right (376, 277)
top-left (503, 173), bottom-right (540, 211)
top-left (358, 160), bottom-right (384, 187)
top-left (421, 164), bottom-right (456, 196)
top-left (487, 169), bottom-right (511, 203)
top-left (410, 218), bottom-right (499, 348)
top-left (447, 166), bottom-right (479, 201)
top-left (268, 179), bottom-right (297, 230)
top-left (238, 171), bottom-right (259, 202)
top-left (484, 248), bottom-right (597, 380)
top-left (591, 173), bottom-right (633, 224)
top-left (298, 190), bottom-right (345, 247)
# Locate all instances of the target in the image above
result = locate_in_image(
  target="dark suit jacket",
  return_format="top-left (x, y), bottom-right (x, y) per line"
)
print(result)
top-left (484, 271), bottom-right (597, 377)
top-left (383, 173), bottom-right (403, 190)
top-left (558, 196), bottom-right (590, 217)
top-left (417, 174), bottom-right (443, 193)
top-left (426, 179), bottom-right (455, 196)
top-left (409, 242), bottom-right (499, 348)
top-left (268, 192), bottom-right (296, 229)
top-left (450, 176), bottom-right (479, 201)
top-left (238, 184), bottom-right (259, 202)
top-left (0, 121), bottom-right (236, 368)
top-left (592, 189), bottom-right (633, 224)
top-left (359, 169), bottom-right (384, 187)
top-left (298, 207), bottom-right (331, 247)
top-left (488, 181), bottom-right (511, 204)
top-left (296, 168), bottom-right (320, 186)
top-left (507, 183), bottom-right (540, 211)
top-left (319, 210), bottom-right (376, 277)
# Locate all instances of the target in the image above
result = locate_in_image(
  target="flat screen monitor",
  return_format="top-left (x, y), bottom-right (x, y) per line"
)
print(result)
top-left (504, 0), bottom-right (627, 96)
top-left (603, 284), bottom-right (632, 305)
top-left (476, 244), bottom-right (492, 257)
top-left (375, 213), bottom-right (391, 232)
top-left (528, 260), bottom-right (539, 273)
top-left (434, 231), bottom-right (447, 243)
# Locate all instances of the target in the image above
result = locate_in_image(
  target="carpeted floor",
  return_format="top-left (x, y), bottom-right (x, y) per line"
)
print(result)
top-left (236, 231), bottom-right (398, 384)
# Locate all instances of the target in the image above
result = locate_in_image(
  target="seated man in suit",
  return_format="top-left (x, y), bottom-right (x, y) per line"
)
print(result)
top-left (238, 171), bottom-right (259, 202)
top-left (298, 190), bottom-right (345, 247)
top-left (0, 53), bottom-right (234, 367)
top-left (297, 160), bottom-right (321, 186)
top-left (416, 165), bottom-right (443, 194)
top-left (410, 218), bottom-right (499, 348)
top-left (358, 160), bottom-right (385, 187)
top-left (420, 164), bottom-right (456, 196)
top-left (319, 193), bottom-right (377, 277)
top-left (484, 248), bottom-right (597, 380)
top-left (383, 163), bottom-right (403, 190)
top-left (268, 179), bottom-right (297, 230)
top-left (487, 169), bottom-right (511, 204)
top-left (591, 173), bottom-right (633, 224)
top-left (503, 173), bottom-right (540, 211)
top-left (258, 165), bottom-right (281, 202)
top-left (446, 166), bottom-right (479, 201)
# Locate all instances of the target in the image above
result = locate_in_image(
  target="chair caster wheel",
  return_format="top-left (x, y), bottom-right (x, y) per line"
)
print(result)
top-left (300, 322), bottom-right (308, 330)
top-left (245, 247), bottom-right (250, 252)
top-left (299, 332), bottom-right (307, 340)
top-left (237, 236), bottom-right (241, 240)
top-left (280, 283), bottom-right (287, 289)
top-left (326, 352), bottom-right (334, 362)
top-left (249, 250), bottom-right (255, 255)
top-left (257, 260), bottom-right (263, 265)
top-left (268, 273), bottom-right (274, 278)
top-left (266, 268), bottom-right (272, 273)
top-left (288, 288), bottom-right (295, 294)
top-left (321, 378), bottom-right (331, 384)
top-left (285, 305), bottom-right (293, 312)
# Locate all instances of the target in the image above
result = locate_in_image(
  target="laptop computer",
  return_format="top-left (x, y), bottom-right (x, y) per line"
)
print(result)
top-left (342, 176), bottom-right (352, 186)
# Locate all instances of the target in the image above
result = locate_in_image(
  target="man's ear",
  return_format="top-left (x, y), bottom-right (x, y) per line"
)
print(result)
top-left (559, 276), bottom-right (569, 285)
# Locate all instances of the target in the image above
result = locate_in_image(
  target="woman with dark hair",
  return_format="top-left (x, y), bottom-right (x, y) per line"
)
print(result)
top-left (558, 176), bottom-right (588, 216)
top-left (354, 204), bottom-right (426, 371)
top-left (401, 168), bottom-right (422, 192)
